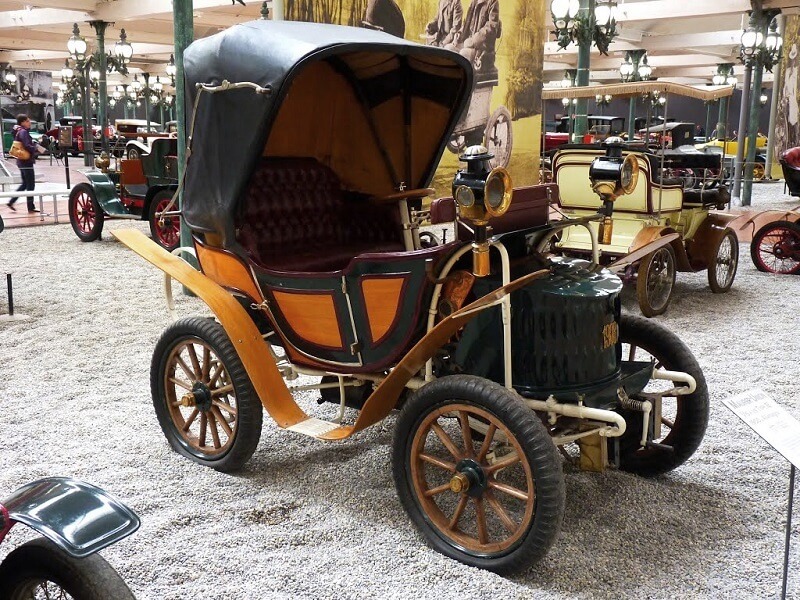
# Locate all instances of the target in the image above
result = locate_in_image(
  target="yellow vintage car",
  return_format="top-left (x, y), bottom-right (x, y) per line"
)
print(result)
top-left (696, 134), bottom-right (768, 180)
top-left (544, 82), bottom-right (740, 317)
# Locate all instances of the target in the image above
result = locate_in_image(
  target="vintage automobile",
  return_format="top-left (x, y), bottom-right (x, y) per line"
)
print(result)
top-left (45, 116), bottom-right (114, 157)
top-left (68, 136), bottom-right (180, 250)
top-left (545, 82), bottom-right (739, 317)
top-left (1, 108), bottom-right (44, 153)
top-left (115, 119), bottom-right (169, 160)
top-left (696, 133), bottom-right (768, 181)
top-left (113, 21), bottom-right (709, 574)
top-left (544, 114), bottom-right (625, 151)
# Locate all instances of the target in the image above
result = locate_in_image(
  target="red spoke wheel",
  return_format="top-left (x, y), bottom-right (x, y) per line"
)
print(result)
top-left (750, 220), bottom-right (800, 275)
top-left (68, 183), bottom-right (104, 242)
top-left (148, 189), bottom-right (180, 252)
top-left (152, 316), bottom-right (262, 472)
top-left (393, 375), bottom-right (564, 574)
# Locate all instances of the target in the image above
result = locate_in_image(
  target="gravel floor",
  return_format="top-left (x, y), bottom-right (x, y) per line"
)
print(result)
top-left (1, 182), bottom-right (799, 599)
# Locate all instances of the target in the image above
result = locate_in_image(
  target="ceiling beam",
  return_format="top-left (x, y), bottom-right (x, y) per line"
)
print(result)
top-left (91, 0), bottom-right (258, 21)
top-left (0, 7), bottom-right (90, 29)
top-left (616, 0), bottom-right (750, 23)
top-left (544, 30), bottom-right (743, 57)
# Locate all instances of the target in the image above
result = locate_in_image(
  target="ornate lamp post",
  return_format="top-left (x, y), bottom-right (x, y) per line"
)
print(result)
top-left (619, 49), bottom-right (650, 139)
top-left (595, 93), bottom-right (611, 115)
top-left (551, 0), bottom-right (619, 140)
top-left (733, 11), bottom-right (782, 205)
top-left (64, 23), bottom-right (132, 165)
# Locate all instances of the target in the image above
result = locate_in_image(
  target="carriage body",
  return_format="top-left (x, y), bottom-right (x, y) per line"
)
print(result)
top-left (112, 21), bottom-right (709, 573)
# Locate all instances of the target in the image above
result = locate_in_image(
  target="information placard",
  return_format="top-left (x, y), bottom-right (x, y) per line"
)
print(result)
top-left (58, 126), bottom-right (72, 149)
top-left (722, 389), bottom-right (800, 469)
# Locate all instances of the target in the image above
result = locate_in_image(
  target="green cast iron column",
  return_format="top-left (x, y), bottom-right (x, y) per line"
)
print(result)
top-left (573, 0), bottom-right (593, 141)
top-left (90, 21), bottom-right (109, 152)
top-left (627, 98), bottom-right (635, 140)
top-left (742, 58), bottom-right (764, 206)
top-left (82, 61), bottom-right (93, 167)
top-left (174, 0), bottom-right (196, 271)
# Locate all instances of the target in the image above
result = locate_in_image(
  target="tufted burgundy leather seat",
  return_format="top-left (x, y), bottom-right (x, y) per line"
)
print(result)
top-left (780, 147), bottom-right (800, 197)
top-left (236, 158), bottom-right (404, 272)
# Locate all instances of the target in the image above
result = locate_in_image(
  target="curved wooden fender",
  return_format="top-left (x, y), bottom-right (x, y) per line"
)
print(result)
top-left (112, 229), bottom-right (308, 429)
top-left (609, 232), bottom-right (681, 273)
top-left (113, 228), bottom-right (550, 441)
top-left (683, 213), bottom-right (738, 270)
top-left (726, 209), bottom-right (800, 242)
top-left (628, 226), bottom-right (692, 271)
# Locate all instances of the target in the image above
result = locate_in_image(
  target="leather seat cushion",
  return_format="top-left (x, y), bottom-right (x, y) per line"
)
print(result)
top-left (236, 157), bottom-right (403, 272)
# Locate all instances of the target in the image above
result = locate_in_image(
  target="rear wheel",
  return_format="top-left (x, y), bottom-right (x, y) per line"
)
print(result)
top-left (151, 316), bottom-right (263, 472)
top-left (148, 190), bottom-right (180, 252)
top-left (393, 375), bottom-right (565, 574)
top-left (750, 221), bottom-right (800, 274)
top-left (68, 183), bottom-right (104, 242)
top-left (752, 160), bottom-right (765, 181)
top-left (636, 245), bottom-right (676, 317)
top-left (127, 146), bottom-right (140, 160)
top-left (708, 230), bottom-right (739, 292)
top-left (613, 314), bottom-right (709, 476)
top-left (0, 538), bottom-right (134, 600)
top-left (485, 106), bottom-right (513, 169)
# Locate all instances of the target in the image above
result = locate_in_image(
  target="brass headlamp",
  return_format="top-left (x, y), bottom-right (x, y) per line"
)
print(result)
top-left (452, 146), bottom-right (513, 277)
top-left (588, 137), bottom-right (639, 244)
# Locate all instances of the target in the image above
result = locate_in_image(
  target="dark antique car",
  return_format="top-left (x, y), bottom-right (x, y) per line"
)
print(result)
top-left (112, 20), bottom-right (709, 573)
top-left (68, 136), bottom-right (179, 250)
top-left (45, 116), bottom-right (113, 157)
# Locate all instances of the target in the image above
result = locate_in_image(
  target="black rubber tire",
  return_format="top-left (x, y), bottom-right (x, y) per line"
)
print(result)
top-left (151, 316), bottom-right (263, 472)
top-left (127, 146), bottom-right (140, 160)
top-left (636, 245), bottom-right (676, 317)
top-left (392, 375), bottom-right (565, 574)
top-left (614, 314), bottom-right (709, 477)
top-left (68, 182), bottom-right (105, 242)
top-left (750, 220), bottom-right (800, 275)
top-left (0, 538), bottom-right (134, 600)
top-left (147, 189), bottom-right (180, 252)
top-left (707, 230), bottom-right (739, 293)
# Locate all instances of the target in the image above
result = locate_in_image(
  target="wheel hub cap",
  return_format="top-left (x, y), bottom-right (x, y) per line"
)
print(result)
top-left (452, 458), bottom-right (488, 498)
top-left (185, 381), bottom-right (213, 412)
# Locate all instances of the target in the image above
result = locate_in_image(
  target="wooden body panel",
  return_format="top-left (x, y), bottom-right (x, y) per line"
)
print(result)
top-left (120, 159), bottom-right (146, 186)
top-left (360, 276), bottom-right (407, 345)
top-left (195, 240), bottom-right (264, 303)
top-left (271, 290), bottom-right (345, 350)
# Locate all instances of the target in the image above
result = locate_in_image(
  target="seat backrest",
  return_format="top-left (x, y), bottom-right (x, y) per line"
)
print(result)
top-left (120, 159), bottom-right (146, 187)
top-left (235, 157), bottom-right (401, 267)
top-left (237, 158), bottom-right (343, 263)
top-left (142, 138), bottom-right (178, 182)
top-left (552, 148), bottom-right (680, 214)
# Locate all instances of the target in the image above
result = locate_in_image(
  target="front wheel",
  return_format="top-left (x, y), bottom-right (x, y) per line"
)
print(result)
top-left (750, 220), bottom-right (800, 275)
top-left (708, 230), bottom-right (739, 293)
top-left (126, 146), bottom-right (140, 160)
top-left (148, 190), bottom-right (180, 252)
top-left (613, 314), bottom-right (709, 476)
top-left (151, 316), bottom-right (263, 472)
top-left (393, 375), bottom-right (565, 574)
top-left (636, 245), bottom-right (676, 317)
top-left (0, 538), bottom-right (134, 600)
top-left (68, 183), bottom-right (105, 242)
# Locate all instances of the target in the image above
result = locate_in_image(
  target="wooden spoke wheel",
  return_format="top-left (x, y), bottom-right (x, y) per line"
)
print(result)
top-left (152, 317), bottom-right (262, 472)
top-left (636, 245), bottom-right (676, 317)
top-left (393, 375), bottom-right (564, 574)
top-left (68, 183), bottom-right (104, 242)
top-left (148, 190), bottom-right (180, 252)
top-left (485, 106), bottom-right (513, 169)
top-left (708, 230), bottom-right (739, 293)
top-left (611, 315), bottom-right (709, 477)
top-left (750, 221), bottom-right (800, 275)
